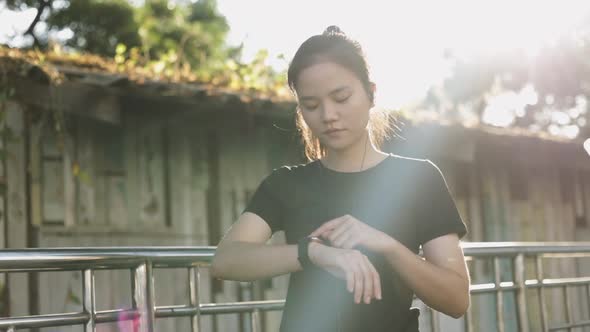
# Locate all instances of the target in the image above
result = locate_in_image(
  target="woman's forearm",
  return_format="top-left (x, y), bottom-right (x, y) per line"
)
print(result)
top-left (211, 241), bottom-right (303, 281)
top-left (381, 240), bottom-right (470, 318)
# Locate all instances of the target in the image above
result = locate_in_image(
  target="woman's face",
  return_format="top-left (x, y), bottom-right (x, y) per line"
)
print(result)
top-left (295, 62), bottom-right (373, 152)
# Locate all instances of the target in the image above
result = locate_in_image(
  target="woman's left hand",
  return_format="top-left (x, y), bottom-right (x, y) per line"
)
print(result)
top-left (309, 215), bottom-right (394, 255)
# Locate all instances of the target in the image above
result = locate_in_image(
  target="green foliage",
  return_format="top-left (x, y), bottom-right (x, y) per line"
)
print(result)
top-left (136, 0), bottom-right (230, 68)
top-left (4, 0), bottom-right (287, 95)
top-left (48, 0), bottom-right (142, 57)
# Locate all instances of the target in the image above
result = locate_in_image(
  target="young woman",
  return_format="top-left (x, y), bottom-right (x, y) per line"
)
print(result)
top-left (211, 26), bottom-right (470, 332)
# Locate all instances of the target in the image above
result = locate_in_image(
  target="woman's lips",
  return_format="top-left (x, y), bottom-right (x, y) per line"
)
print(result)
top-left (324, 129), bottom-right (345, 136)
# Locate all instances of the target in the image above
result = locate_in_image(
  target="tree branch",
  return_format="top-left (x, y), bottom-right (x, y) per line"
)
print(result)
top-left (24, 0), bottom-right (51, 47)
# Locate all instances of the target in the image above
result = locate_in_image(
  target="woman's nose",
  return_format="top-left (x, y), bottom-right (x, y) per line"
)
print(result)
top-left (321, 102), bottom-right (339, 122)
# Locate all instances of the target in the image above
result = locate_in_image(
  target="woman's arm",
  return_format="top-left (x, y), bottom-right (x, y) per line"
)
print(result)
top-left (380, 233), bottom-right (470, 318)
top-left (211, 212), bottom-right (303, 281)
top-left (212, 212), bottom-right (383, 305)
top-left (309, 215), bottom-right (470, 316)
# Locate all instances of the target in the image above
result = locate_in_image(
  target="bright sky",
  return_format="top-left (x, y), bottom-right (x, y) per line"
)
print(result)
top-left (2, 0), bottom-right (590, 111)
top-left (217, 0), bottom-right (590, 110)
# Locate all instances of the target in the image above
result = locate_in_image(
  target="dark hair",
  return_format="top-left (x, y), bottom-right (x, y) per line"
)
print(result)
top-left (287, 25), bottom-right (374, 103)
top-left (287, 25), bottom-right (395, 161)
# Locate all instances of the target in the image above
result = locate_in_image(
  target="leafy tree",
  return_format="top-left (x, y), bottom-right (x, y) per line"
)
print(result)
top-left (4, 0), bottom-right (233, 63)
top-left (49, 0), bottom-right (141, 56)
top-left (420, 22), bottom-right (590, 138)
top-left (136, 0), bottom-right (231, 67)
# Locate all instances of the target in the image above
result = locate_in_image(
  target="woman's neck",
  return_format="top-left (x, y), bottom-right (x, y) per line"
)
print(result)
top-left (321, 134), bottom-right (389, 172)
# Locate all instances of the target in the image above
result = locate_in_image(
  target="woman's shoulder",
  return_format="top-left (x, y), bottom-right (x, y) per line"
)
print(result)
top-left (387, 153), bottom-right (443, 179)
top-left (265, 159), bottom-right (319, 183)
top-left (389, 153), bottom-right (432, 168)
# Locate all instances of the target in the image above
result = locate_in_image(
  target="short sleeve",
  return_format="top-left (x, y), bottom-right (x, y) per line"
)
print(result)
top-left (242, 172), bottom-right (284, 234)
top-left (415, 160), bottom-right (467, 245)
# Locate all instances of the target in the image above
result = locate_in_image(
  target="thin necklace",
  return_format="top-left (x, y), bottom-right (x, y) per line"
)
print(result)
top-left (319, 131), bottom-right (369, 173)
top-left (359, 132), bottom-right (368, 171)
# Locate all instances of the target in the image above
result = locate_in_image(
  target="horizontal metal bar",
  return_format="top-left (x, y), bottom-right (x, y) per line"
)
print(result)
top-left (0, 247), bottom-right (217, 272)
top-left (1, 243), bottom-right (589, 272)
top-left (0, 299), bottom-right (288, 330)
top-left (0, 312), bottom-right (88, 329)
top-left (470, 282), bottom-right (519, 294)
top-left (469, 276), bottom-right (590, 295)
top-left (199, 300), bottom-right (286, 314)
top-left (527, 277), bottom-right (590, 288)
top-left (461, 242), bottom-right (590, 256)
top-left (549, 319), bottom-right (590, 330)
top-left (95, 308), bottom-right (138, 323)
top-left (155, 305), bottom-right (198, 318)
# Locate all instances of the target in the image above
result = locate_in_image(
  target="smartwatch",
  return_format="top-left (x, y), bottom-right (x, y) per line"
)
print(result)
top-left (297, 236), bottom-right (323, 270)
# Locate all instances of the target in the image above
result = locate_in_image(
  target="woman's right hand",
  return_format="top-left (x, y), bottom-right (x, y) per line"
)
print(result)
top-left (308, 242), bottom-right (382, 304)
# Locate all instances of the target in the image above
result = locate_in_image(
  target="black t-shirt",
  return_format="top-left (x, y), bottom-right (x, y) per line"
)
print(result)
top-left (242, 153), bottom-right (467, 332)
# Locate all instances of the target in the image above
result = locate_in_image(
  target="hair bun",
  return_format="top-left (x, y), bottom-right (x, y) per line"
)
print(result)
top-left (323, 25), bottom-right (344, 36)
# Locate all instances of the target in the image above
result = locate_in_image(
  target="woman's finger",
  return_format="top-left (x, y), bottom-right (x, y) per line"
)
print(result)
top-left (364, 255), bottom-right (382, 300)
top-left (327, 220), bottom-right (353, 243)
top-left (309, 217), bottom-right (345, 237)
top-left (332, 230), bottom-right (352, 248)
top-left (352, 257), bottom-right (363, 303)
top-left (346, 268), bottom-right (355, 293)
top-left (359, 255), bottom-right (373, 304)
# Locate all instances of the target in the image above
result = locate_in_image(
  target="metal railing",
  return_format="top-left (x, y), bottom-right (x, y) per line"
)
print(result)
top-left (460, 242), bottom-right (590, 332)
top-left (0, 242), bottom-right (588, 332)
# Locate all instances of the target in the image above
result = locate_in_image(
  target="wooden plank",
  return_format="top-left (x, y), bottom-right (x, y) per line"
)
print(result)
top-left (188, 128), bottom-right (210, 243)
top-left (4, 101), bottom-right (29, 316)
top-left (0, 100), bottom-right (7, 315)
top-left (467, 164), bottom-right (483, 242)
top-left (42, 159), bottom-right (65, 223)
top-left (63, 120), bottom-right (77, 227)
top-left (124, 113), bottom-right (140, 227)
top-left (94, 121), bottom-right (127, 227)
top-left (75, 118), bottom-right (96, 225)
top-left (107, 176), bottom-right (128, 226)
top-left (136, 118), bottom-right (166, 225)
top-left (168, 124), bottom-right (193, 235)
top-left (28, 114), bottom-right (43, 227)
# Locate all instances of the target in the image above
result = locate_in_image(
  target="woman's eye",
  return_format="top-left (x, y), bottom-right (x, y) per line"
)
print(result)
top-left (335, 95), bottom-right (351, 103)
top-left (302, 104), bottom-right (318, 111)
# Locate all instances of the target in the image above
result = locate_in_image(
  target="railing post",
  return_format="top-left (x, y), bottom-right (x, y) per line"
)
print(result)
top-left (563, 284), bottom-right (572, 332)
top-left (82, 269), bottom-right (96, 332)
top-left (133, 262), bottom-right (156, 332)
top-left (188, 266), bottom-right (201, 332)
top-left (465, 301), bottom-right (474, 332)
top-left (431, 309), bottom-right (440, 332)
top-left (493, 257), bottom-right (505, 332)
top-left (240, 281), bottom-right (253, 332)
top-left (250, 309), bottom-right (261, 332)
top-left (514, 254), bottom-right (529, 332)
top-left (536, 256), bottom-right (548, 332)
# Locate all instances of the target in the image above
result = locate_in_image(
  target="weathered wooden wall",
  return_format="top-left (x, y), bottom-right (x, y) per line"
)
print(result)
top-left (3, 100), bottom-right (590, 331)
